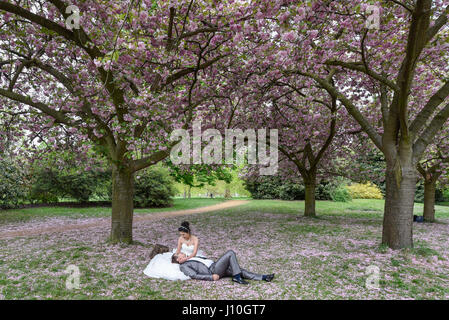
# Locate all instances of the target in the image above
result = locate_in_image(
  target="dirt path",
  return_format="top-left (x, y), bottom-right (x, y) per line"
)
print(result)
top-left (0, 200), bottom-right (249, 240)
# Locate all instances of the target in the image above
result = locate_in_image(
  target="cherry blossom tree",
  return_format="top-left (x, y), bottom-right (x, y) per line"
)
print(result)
top-left (0, 0), bottom-right (257, 243)
top-left (237, 70), bottom-right (357, 216)
top-left (263, 0), bottom-right (449, 249)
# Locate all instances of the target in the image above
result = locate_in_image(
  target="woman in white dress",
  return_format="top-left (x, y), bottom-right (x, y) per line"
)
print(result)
top-left (175, 221), bottom-right (206, 259)
top-left (143, 221), bottom-right (205, 280)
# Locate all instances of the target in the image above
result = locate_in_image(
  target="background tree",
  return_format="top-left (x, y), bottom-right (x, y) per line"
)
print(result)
top-left (417, 126), bottom-right (449, 222)
top-left (167, 161), bottom-right (233, 199)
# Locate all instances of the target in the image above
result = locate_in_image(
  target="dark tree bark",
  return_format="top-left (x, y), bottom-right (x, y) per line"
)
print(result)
top-left (304, 180), bottom-right (317, 217)
top-left (423, 179), bottom-right (436, 222)
top-left (110, 164), bottom-right (135, 244)
top-left (381, 158), bottom-right (417, 249)
top-left (417, 164), bottom-right (441, 223)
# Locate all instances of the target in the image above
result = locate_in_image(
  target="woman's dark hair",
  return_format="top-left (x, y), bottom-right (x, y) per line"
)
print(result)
top-left (178, 221), bottom-right (190, 233)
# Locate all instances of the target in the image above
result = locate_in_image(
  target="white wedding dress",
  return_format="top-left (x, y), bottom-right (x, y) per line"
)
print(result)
top-left (143, 243), bottom-right (207, 281)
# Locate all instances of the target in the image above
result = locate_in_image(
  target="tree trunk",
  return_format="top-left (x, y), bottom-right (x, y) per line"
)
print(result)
top-left (224, 184), bottom-right (232, 199)
top-left (382, 162), bottom-right (416, 249)
top-left (110, 165), bottom-right (134, 244)
top-left (304, 181), bottom-right (316, 217)
top-left (188, 185), bottom-right (191, 199)
top-left (423, 178), bottom-right (436, 222)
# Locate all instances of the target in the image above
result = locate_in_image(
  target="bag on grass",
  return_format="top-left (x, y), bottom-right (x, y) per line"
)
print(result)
top-left (149, 244), bottom-right (169, 260)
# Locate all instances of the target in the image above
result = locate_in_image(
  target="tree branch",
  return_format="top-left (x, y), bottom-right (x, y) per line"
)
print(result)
top-left (325, 60), bottom-right (400, 92)
top-left (413, 102), bottom-right (449, 160)
top-left (293, 70), bottom-right (384, 151)
top-left (425, 4), bottom-right (449, 43)
top-left (164, 54), bottom-right (229, 86)
top-left (132, 149), bottom-right (171, 172)
top-left (410, 80), bottom-right (449, 138)
top-left (0, 88), bottom-right (72, 125)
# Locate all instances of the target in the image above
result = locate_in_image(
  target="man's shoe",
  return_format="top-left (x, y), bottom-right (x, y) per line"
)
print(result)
top-left (232, 277), bottom-right (249, 285)
top-left (264, 274), bottom-right (275, 282)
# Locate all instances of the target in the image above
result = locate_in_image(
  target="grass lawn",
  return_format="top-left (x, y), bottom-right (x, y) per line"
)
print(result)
top-left (0, 199), bottom-right (448, 300)
top-left (0, 198), bottom-right (228, 224)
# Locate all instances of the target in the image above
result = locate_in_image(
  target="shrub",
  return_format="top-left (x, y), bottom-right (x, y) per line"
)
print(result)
top-left (443, 188), bottom-right (449, 202)
top-left (317, 178), bottom-right (352, 201)
top-left (415, 182), bottom-right (424, 203)
top-left (330, 185), bottom-right (352, 202)
top-left (243, 175), bottom-right (353, 201)
top-left (243, 176), bottom-right (306, 200)
top-left (277, 183), bottom-right (305, 200)
top-left (59, 170), bottom-right (111, 202)
top-left (315, 181), bottom-right (333, 200)
top-left (347, 182), bottom-right (383, 200)
top-left (134, 166), bottom-right (176, 208)
top-left (435, 186), bottom-right (445, 203)
top-left (29, 168), bottom-right (61, 203)
top-left (0, 160), bottom-right (28, 209)
top-left (243, 176), bottom-right (283, 199)
top-left (29, 167), bottom-right (111, 203)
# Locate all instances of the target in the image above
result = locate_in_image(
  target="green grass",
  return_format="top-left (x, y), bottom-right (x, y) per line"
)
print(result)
top-left (1, 198), bottom-right (449, 300)
top-left (235, 199), bottom-right (449, 219)
top-left (0, 198), bottom-right (227, 224)
top-left (3, 198), bottom-right (449, 225)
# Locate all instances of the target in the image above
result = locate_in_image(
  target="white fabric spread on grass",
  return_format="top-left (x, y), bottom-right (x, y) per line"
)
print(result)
top-left (143, 244), bottom-right (210, 281)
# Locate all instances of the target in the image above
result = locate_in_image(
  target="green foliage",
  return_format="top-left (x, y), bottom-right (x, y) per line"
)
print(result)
top-left (174, 169), bottom-right (251, 198)
top-left (29, 167), bottom-right (111, 203)
top-left (60, 170), bottom-right (110, 202)
top-left (27, 157), bottom-right (175, 207)
top-left (277, 183), bottom-right (305, 200)
top-left (443, 188), bottom-right (449, 202)
top-left (415, 182), bottom-right (425, 203)
top-left (243, 176), bottom-right (281, 199)
top-left (329, 185), bottom-right (352, 202)
top-left (435, 188), bottom-right (445, 203)
top-left (166, 160), bottom-right (234, 188)
top-left (315, 181), bottom-right (332, 200)
top-left (134, 166), bottom-right (176, 208)
top-left (29, 168), bottom-right (60, 203)
top-left (0, 160), bottom-right (28, 209)
top-left (243, 176), bottom-right (305, 200)
top-left (316, 178), bottom-right (352, 202)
